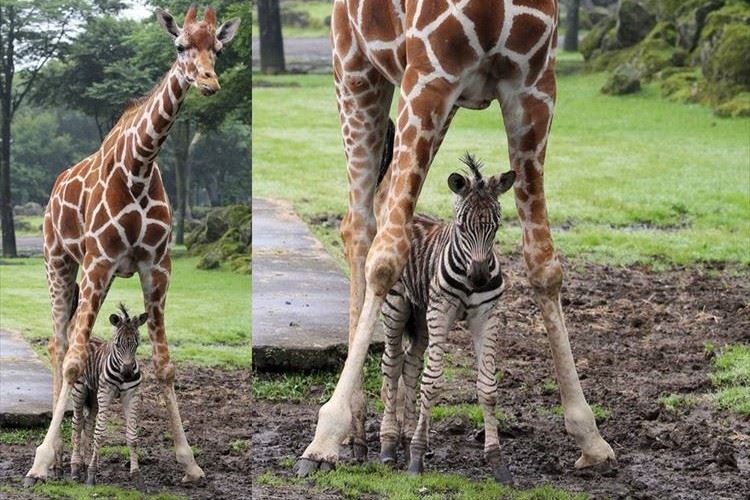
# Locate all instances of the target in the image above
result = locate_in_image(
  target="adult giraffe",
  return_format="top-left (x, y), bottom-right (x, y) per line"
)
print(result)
top-left (24, 6), bottom-right (240, 486)
top-left (295, 0), bottom-right (616, 476)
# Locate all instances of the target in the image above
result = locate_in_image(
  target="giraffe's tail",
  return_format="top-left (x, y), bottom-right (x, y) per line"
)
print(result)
top-left (69, 283), bottom-right (79, 321)
top-left (376, 118), bottom-right (396, 187)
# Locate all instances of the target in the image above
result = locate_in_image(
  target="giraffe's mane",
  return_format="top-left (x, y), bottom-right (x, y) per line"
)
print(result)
top-left (120, 69), bottom-right (171, 115)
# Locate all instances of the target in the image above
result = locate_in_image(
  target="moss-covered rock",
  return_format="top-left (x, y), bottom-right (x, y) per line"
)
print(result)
top-left (616, 0), bottom-right (657, 47)
top-left (675, 0), bottom-right (725, 50)
top-left (581, 17), bottom-right (616, 60)
top-left (660, 70), bottom-right (705, 103)
top-left (602, 63), bottom-right (642, 95)
top-left (703, 23), bottom-right (750, 96)
top-left (186, 204), bottom-right (251, 273)
top-left (714, 92), bottom-right (750, 118)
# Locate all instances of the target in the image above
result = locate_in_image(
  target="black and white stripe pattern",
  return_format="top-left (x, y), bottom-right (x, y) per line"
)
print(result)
top-left (378, 154), bottom-right (516, 483)
top-left (70, 304), bottom-right (148, 488)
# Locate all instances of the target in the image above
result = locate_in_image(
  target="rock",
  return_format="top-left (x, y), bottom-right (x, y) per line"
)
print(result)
top-left (186, 204), bottom-right (251, 273)
top-left (660, 70), bottom-right (704, 103)
top-left (714, 92), bottom-right (750, 118)
top-left (675, 0), bottom-right (725, 51)
top-left (602, 63), bottom-right (642, 94)
top-left (588, 6), bottom-right (614, 26)
top-left (13, 201), bottom-right (44, 217)
top-left (703, 22), bottom-right (750, 95)
top-left (581, 17), bottom-right (616, 59)
top-left (616, 0), bottom-right (657, 48)
top-left (197, 251), bottom-right (221, 270)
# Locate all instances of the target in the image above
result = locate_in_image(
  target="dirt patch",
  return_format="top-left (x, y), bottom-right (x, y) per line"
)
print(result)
top-left (252, 258), bottom-right (750, 499)
top-left (0, 368), bottom-right (252, 499)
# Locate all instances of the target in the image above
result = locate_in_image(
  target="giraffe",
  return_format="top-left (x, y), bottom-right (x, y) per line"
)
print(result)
top-left (294, 0), bottom-right (616, 477)
top-left (24, 6), bottom-right (240, 486)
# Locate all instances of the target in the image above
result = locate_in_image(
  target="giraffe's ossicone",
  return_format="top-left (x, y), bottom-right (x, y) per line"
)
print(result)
top-left (25, 5), bottom-right (241, 487)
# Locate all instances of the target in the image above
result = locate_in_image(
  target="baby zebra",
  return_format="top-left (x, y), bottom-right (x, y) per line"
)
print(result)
top-left (70, 304), bottom-right (148, 488)
top-left (378, 154), bottom-right (516, 484)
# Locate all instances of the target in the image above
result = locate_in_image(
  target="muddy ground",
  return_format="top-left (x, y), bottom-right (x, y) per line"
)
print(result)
top-left (0, 368), bottom-right (252, 499)
top-left (252, 257), bottom-right (749, 499)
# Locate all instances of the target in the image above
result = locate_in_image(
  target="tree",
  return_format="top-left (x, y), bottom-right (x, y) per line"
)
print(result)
top-left (0, 0), bottom-right (120, 257)
top-left (257, 0), bottom-right (285, 74)
top-left (563, 0), bottom-right (581, 52)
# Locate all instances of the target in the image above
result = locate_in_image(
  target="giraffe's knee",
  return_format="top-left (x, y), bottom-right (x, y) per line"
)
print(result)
top-left (341, 211), bottom-right (375, 259)
top-left (526, 255), bottom-right (563, 296)
top-left (154, 360), bottom-right (175, 385)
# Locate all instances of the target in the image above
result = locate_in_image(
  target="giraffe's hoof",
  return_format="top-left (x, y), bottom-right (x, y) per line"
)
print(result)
top-left (293, 457), bottom-right (335, 477)
top-left (574, 438), bottom-right (616, 469)
top-left (406, 457), bottom-right (423, 476)
top-left (492, 464), bottom-right (514, 485)
top-left (23, 475), bottom-right (45, 488)
top-left (352, 441), bottom-right (368, 463)
top-left (181, 464), bottom-right (205, 484)
top-left (379, 442), bottom-right (397, 465)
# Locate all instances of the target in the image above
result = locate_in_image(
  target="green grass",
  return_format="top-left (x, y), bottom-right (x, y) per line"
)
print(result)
top-left (256, 462), bottom-right (586, 500)
top-left (9, 483), bottom-right (184, 500)
top-left (0, 420), bottom-right (72, 446)
top-left (0, 256), bottom-right (250, 369)
top-left (658, 393), bottom-right (699, 412)
top-left (253, 1), bottom-right (332, 38)
top-left (253, 72), bottom-right (750, 267)
top-left (14, 215), bottom-right (44, 237)
top-left (431, 403), bottom-right (506, 429)
top-left (711, 344), bottom-right (750, 415)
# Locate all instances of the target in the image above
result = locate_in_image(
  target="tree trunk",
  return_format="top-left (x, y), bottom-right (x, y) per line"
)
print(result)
top-left (257, 0), bottom-right (285, 74)
top-left (563, 0), bottom-right (581, 52)
top-left (0, 6), bottom-right (17, 257)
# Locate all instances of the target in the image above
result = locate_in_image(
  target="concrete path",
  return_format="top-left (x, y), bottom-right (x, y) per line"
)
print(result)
top-left (0, 329), bottom-right (54, 427)
top-left (252, 198), bottom-right (382, 371)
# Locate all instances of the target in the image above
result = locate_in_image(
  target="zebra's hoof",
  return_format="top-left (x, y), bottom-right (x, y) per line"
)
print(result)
top-left (71, 465), bottom-right (83, 482)
top-left (406, 457), bottom-right (423, 476)
top-left (85, 473), bottom-right (96, 486)
top-left (23, 475), bottom-right (44, 488)
top-left (50, 465), bottom-right (63, 481)
top-left (493, 464), bottom-right (514, 485)
top-left (352, 442), bottom-right (368, 463)
top-left (379, 443), bottom-right (397, 465)
top-left (132, 471), bottom-right (146, 491)
top-left (293, 457), bottom-right (334, 477)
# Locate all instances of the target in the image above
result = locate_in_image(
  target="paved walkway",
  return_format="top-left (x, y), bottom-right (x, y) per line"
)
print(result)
top-left (252, 198), bottom-right (382, 371)
top-left (0, 329), bottom-right (54, 427)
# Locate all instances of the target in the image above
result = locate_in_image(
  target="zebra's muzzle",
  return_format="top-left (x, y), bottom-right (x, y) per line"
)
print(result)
top-left (468, 260), bottom-right (490, 288)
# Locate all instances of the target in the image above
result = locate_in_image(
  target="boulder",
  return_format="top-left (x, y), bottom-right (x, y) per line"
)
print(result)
top-left (581, 17), bottom-right (616, 59)
top-left (602, 63), bottom-right (642, 95)
top-left (714, 92), bottom-right (750, 118)
top-left (186, 204), bottom-right (251, 273)
top-left (615, 0), bottom-right (657, 48)
top-left (13, 202), bottom-right (44, 217)
top-left (675, 0), bottom-right (725, 51)
top-left (660, 70), bottom-right (704, 103)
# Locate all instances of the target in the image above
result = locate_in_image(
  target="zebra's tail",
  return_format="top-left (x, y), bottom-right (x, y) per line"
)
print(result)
top-left (376, 118), bottom-right (396, 187)
top-left (69, 283), bottom-right (79, 321)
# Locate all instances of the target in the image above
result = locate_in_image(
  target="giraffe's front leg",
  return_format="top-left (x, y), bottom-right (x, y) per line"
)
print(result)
top-left (407, 302), bottom-right (457, 475)
top-left (25, 262), bottom-right (110, 486)
top-left (122, 388), bottom-right (145, 491)
top-left (140, 259), bottom-right (204, 483)
top-left (468, 310), bottom-right (512, 484)
top-left (500, 69), bottom-right (615, 469)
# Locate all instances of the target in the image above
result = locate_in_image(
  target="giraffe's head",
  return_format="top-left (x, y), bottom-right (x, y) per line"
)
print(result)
top-left (155, 5), bottom-right (241, 96)
top-left (109, 304), bottom-right (148, 381)
top-left (448, 154), bottom-right (515, 288)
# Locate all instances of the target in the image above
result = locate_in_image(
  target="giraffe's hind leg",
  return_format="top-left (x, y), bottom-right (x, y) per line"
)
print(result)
top-left (499, 66), bottom-right (615, 469)
top-left (378, 282), bottom-right (410, 465)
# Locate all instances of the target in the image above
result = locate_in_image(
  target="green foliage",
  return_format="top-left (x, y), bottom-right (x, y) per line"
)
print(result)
top-left (0, 256), bottom-right (250, 369)
top-left (660, 69), bottom-right (704, 103)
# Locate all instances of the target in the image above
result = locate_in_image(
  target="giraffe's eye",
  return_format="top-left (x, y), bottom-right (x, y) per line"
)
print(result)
top-left (215, 47), bottom-right (223, 56)
top-left (176, 44), bottom-right (185, 53)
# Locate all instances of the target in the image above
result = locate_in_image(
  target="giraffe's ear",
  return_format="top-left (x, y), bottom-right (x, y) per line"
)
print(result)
top-left (137, 313), bottom-right (149, 328)
top-left (217, 18), bottom-right (241, 46)
top-left (109, 314), bottom-right (121, 327)
top-left (489, 170), bottom-right (515, 197)
top-left (155, 7), bottom-right (181, 39)
top-left (448, 173), bottom-right (469, 196)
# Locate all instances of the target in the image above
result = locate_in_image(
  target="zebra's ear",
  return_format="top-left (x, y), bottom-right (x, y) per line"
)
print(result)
top-left (109, 314), bottom-right (121, 327)
top-left (137, 313), bottom-right (149, 327)
top-left (448, 173), bottom-right (469, 195)
top-left (489, 170), bottom-right (515, 197)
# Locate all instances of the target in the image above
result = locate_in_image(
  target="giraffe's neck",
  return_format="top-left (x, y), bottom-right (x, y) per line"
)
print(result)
top-left (113, 62), bottom-right (191, 178)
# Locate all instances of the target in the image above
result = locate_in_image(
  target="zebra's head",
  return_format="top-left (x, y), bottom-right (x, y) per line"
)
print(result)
top-left (108, 304), bottom-right (148, 381)
top-left (448, 154), bottom-right (515, 288)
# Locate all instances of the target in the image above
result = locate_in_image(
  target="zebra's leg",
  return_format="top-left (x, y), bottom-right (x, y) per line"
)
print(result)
top-left (122, 388), bottom-right (144, 491)
top-left (468, 310), bottom-right (512, 484)
top-left (81, 403), bottom-right (97, 476)
top-left (139, 256), bottom-right (203, 483)
top-left (379, 283), bottom-right (410, 465)
top-left (25, 259), bottom-right (112, 486)
top-left (400, 311), bottom-right (428, 462)
top-left (86, 385), bottom-right (115, 486)
top-left (43, 240), bottom-right (78, 480)
top-left (408, 302), bottom-right (458, 475)
top-left (296, 63), bottom-right (458, 476)
top-left (499, 67), bottom-right (615, 469)
top-left (70, 384), bottom-right (86, 481)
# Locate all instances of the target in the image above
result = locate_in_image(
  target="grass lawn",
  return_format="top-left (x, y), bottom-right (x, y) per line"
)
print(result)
top-left (253, 71), bottom-right (750, 267)
top-left (0, 255), bottom-right (250, 369)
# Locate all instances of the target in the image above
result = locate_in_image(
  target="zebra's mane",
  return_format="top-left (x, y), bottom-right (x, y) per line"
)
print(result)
top-left (459, 153), bottom-right (487, 189)
top-left (117, 303), bottom-right (131, 322)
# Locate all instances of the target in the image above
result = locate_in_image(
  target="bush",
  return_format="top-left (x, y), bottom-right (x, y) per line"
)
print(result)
top-left (714, 93), bottom-right (750, 118)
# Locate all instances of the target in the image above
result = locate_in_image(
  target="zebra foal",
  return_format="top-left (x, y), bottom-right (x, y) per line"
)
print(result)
top-left (70, 304), bottom-right (147, 488)
top-left (378, 154), bottom-right (516, 484)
